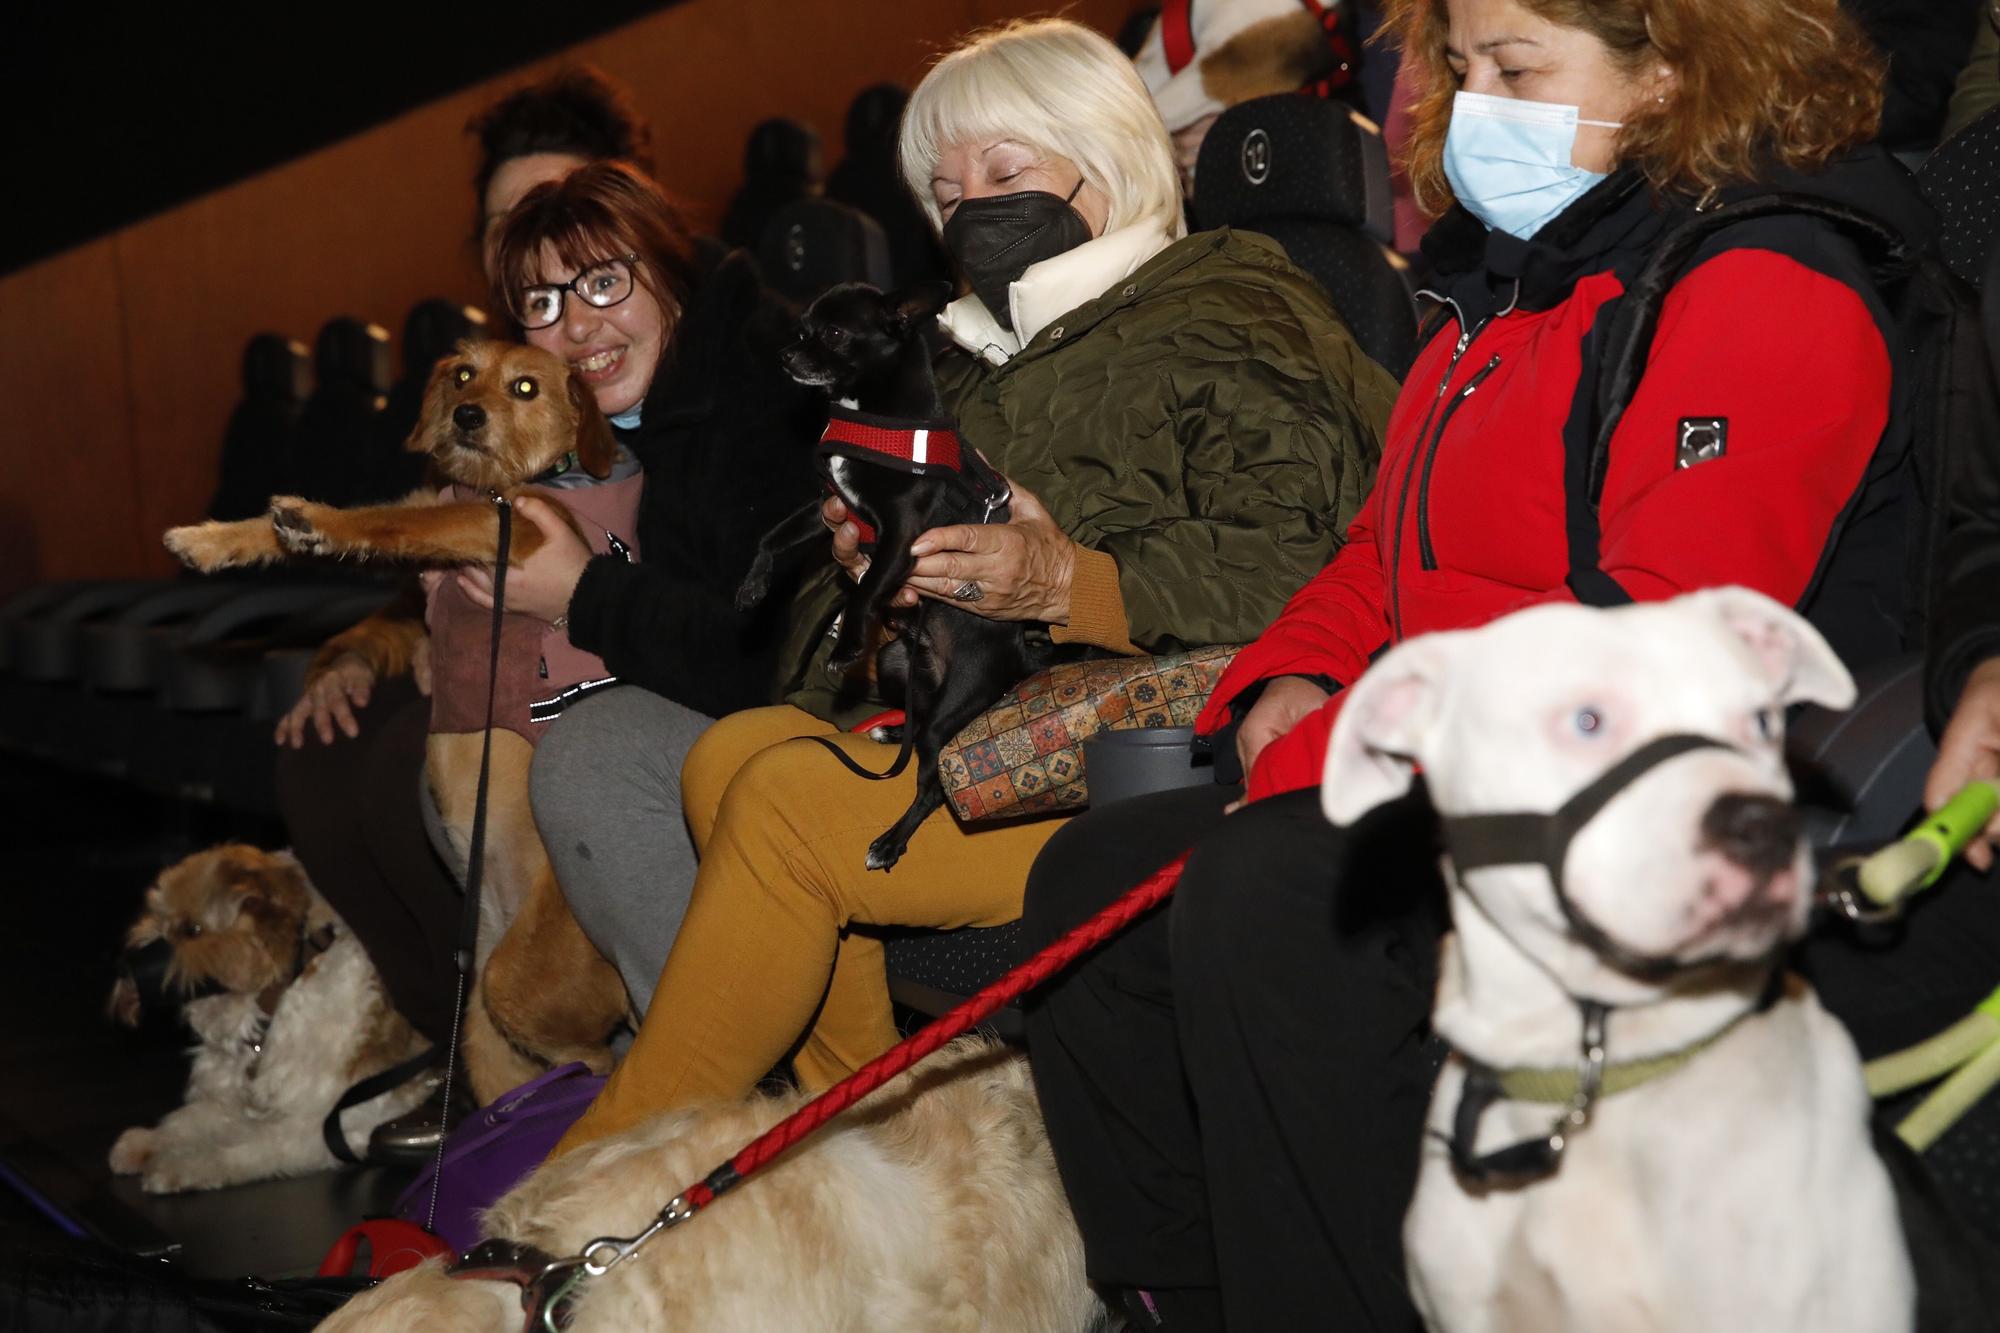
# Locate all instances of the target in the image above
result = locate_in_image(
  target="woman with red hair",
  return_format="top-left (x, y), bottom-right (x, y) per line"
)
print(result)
top-left (1023, 0), bottom-right (1964, 1327)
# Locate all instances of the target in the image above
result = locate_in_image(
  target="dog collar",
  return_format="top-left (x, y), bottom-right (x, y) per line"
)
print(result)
top-left (254, 920), bottom-right (339, 1019)
top-left (449, 1239), bottom-right (589, 1333)
top-left (816, 406), bottom-right (1011, 549)
top-left (1445, 973), bottom-right (1779, 1187)
top-left (528, 451), bottom-right (579, 486)
top-left (1484, 1005), bottom-right (1753, 1105)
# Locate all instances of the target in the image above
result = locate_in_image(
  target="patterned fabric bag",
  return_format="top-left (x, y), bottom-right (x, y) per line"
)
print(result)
top-left (938, 644), bottom-right (1241, 822)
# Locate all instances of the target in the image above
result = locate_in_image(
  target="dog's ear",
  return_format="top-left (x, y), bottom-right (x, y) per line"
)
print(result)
top-left (889, 280), bottom-right (954, 334)
top-left (566, 370), bottom-right (619, 479)
top-left (1320, 633), bottom-right (1459, 826)
top-left (1692, 586), bottom-right (1855, 711)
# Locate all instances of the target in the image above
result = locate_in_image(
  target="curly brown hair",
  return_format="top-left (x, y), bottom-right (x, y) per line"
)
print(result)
top-left (1384, 0), bottom-right (1884, 216)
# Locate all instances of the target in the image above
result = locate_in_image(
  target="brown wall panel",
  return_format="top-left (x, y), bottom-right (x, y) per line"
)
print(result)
top-left (0, 0), bottom-right (1135, 601)
top-left (0, 242), bottom-right (146, 588)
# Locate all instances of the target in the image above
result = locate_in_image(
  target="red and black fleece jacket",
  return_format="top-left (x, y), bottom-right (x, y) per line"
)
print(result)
top-left (1198, 148), bottom-right (1935, 801)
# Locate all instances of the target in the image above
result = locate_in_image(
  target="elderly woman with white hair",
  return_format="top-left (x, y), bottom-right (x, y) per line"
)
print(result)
top-left (547, 15), bottom-right (1396, 1153)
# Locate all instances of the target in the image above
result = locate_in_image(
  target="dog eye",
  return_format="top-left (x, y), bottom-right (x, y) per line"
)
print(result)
top-left (174, 920), bottom-right (203, 940)
top-left (511, 377), bottom-right (538, 399)
top-left (454, 365), bottom-right (473, 386)
top-left (824, 328), bottom-right (851, 349)
top-left (1753, 706), bottom-right (1782, 742)
top-left (1572, 706), bottom-right (1606, 737)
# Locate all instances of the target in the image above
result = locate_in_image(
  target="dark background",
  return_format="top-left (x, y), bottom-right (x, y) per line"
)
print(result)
top-left (2, 2), bottom-right (674, 275)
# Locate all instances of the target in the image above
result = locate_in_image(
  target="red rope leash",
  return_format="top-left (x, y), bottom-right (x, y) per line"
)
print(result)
top-left (671, 853), bottom-right (1190, 1218)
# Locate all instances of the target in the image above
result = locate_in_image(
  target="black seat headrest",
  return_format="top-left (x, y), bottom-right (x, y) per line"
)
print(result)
top-left (757, 198), bottom-right (893, 305)
top-left (844, 85), bottom-right (907, 156)
top-left (1194, 94), bottom-right (1394, 244)
top-left (402, 299), bottom-right (490, 379)
top-left (242, 333), bottom-right (311, 404)
top-left (312, 317), bottom-right (393, 397)
top-left (744, 117), bottom-right (824, 189)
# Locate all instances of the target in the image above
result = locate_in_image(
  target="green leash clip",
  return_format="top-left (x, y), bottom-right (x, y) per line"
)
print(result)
top-left (1854, 779), bottom-right (2000, 906)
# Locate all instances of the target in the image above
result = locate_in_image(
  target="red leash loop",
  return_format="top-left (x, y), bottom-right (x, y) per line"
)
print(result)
top-left (596, 852), bottom-right (1191, 1257)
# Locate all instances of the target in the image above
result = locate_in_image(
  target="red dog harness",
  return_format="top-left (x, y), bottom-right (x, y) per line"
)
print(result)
top-left (815, 406), bottom-right (1011, 550)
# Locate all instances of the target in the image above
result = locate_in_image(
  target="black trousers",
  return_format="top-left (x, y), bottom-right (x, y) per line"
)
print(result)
top-left (1025, 783), bottom-right (2000, 1331)
top-left (1023, 784), bottom-right (1446, 1331)
top-left (272, 676), bottom-right (461, 1042)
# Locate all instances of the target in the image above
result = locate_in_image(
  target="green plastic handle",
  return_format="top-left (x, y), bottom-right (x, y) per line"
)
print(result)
top-left (1906, 779), bottom-right (2000, 890)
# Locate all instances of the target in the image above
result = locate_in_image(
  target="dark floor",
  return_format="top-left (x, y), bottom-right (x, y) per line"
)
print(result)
top-left (0, 751), bottom-right (409, 1281)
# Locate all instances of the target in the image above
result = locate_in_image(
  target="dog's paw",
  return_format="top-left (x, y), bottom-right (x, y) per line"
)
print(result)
top-left (108, 1127), bottom-right (156, 1176)
top-left (865, 833), bottom-right (907, 873)
top-left (140, 1151), bottom-right (226, 1195)
top-left (164, 522), bottom-right (255, 571)
top-left (867, 723), bottom-right (904, 745)
top-left (270, 498), bottom-right (329, 555)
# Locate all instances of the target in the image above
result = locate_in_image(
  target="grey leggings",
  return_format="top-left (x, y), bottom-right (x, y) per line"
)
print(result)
top-left (529, 687), bottom-right (715, 1017)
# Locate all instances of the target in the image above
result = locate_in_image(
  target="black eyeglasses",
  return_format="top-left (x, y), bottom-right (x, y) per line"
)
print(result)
top-left (516, 255), bottom-right (640, 330)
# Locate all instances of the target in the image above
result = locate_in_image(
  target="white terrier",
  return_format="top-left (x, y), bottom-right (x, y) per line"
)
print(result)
top-left (107, 844), bottom-right (430, 1193)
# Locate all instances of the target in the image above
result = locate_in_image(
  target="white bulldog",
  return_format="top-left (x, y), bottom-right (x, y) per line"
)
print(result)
top-left (1321, 588), bottom-right (1913, 1333)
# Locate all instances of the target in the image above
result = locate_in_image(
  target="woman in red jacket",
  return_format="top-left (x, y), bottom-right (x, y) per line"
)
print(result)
top-left (1022, 0), bottom-right (1928, 1328)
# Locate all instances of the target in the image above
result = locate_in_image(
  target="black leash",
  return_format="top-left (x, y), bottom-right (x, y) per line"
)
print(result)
top-left (323, 1046), bottom-right (444, 1164)
top-left (804, 717), bottom-right (915, 782)
top-left (424, 496), bottom-right (513, 1228)
top-left (313, 501), bottom-right (514, 1172)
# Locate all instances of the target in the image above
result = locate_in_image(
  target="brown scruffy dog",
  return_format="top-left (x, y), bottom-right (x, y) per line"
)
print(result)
top-left (318, 1041), bottom-right (1102, 1332)
top-left (107, 845), bottom-right (428, 1192)
top-left (165, 341), bottom-right (639, 1104)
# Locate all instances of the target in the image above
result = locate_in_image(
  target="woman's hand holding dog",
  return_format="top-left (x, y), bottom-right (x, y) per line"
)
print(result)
top-left (902, 483), bottom-right (1079, 625)
top-left (455, 496), bottom-right (592, 627)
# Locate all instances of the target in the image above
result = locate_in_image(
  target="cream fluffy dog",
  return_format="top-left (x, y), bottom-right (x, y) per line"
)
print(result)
top-left (318, 1041), bottom-right (1101, 1331)
top-left (107, 845), bottom-right (430, 1193)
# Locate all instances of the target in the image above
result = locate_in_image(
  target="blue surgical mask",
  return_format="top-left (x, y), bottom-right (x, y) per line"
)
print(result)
top-left (1443, 91), bottom-right (1623, 241)
top-left (609, 404), bottom-right (643, 430)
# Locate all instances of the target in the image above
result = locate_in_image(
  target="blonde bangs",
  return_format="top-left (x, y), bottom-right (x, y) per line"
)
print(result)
top-left (900, 18), bottom-right (1184, 239)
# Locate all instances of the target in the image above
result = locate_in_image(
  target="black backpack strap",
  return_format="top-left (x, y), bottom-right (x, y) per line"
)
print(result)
top-left (1586, 194), bottom-right (1912, 505)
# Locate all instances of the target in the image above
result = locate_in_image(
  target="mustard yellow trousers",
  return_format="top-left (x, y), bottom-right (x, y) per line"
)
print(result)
top-left (554, 704), bottom-right (1069, 1153)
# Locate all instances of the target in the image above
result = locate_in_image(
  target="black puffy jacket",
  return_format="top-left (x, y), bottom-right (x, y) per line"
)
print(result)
top-left (561, 247), bottom-right (824, 719)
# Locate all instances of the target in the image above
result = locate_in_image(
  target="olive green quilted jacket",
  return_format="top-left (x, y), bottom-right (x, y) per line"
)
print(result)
top-left (778, 227), bottom-right (1400, 723)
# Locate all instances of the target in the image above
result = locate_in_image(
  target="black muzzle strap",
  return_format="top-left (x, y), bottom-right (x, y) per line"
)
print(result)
top-left (119, 937), bottom-right (229, 1013)
top-left (1441, 733), bottom-right (1738, 981)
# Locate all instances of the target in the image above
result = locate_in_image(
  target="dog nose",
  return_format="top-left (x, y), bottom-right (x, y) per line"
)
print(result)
top-left (453, 403), bottom-right (486, 432)
top-left (1700, 792), bottom-right (1800, 878)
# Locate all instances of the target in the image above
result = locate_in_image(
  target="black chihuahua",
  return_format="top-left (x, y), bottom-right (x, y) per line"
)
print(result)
top-left (737, 281), bottom-right (1058, 871)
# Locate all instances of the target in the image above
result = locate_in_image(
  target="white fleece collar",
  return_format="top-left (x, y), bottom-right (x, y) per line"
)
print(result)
top-left (938, 222), bottom-right (1176, 366)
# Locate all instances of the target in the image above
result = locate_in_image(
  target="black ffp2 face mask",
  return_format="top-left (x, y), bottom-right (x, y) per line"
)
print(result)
top-left (940, 179), bottom-right (1092, 333)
